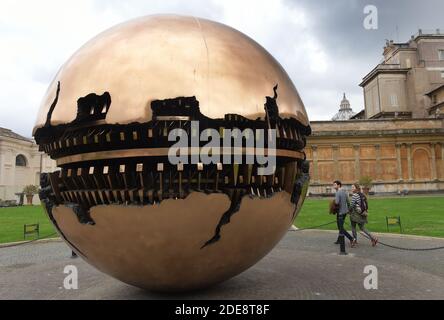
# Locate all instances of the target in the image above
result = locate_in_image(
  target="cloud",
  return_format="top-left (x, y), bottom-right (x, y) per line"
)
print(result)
top-left (0, 0), bottom-right (124, 137)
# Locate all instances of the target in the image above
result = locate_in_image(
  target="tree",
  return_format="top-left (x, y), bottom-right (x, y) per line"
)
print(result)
top-left (359, 176), bottom-right (373, 195)
top-left (23, 185), bottom-right (39, 205)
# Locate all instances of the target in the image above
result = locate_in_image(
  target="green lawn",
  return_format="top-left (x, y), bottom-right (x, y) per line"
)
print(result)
top-left (0, 206), bottom-right (57, 244)
top-left (295, 196), bottom-right (444, 238)
top-left (0, 196), bottom-right (443, 244)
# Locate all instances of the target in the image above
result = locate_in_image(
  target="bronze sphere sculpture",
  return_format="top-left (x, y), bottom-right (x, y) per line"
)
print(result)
top-left (33, 15), bottom-right (311, 292)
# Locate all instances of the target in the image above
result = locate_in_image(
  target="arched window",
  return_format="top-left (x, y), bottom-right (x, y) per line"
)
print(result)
top-left (15, 154), bottom-right (27, 167)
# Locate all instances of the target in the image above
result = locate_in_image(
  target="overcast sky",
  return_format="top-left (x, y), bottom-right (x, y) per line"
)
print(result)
top-left (1, 0), bottom-right (443, 137)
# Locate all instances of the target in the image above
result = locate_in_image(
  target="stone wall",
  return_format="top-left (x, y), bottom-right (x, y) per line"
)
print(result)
top-left (306, 118), bottom-right (444, 195)
top-left (0, 136), bottom-right (57, 204)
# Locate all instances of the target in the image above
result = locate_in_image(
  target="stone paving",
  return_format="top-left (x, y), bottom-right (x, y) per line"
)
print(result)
top-left (0, 230), bottom-right (443, 300)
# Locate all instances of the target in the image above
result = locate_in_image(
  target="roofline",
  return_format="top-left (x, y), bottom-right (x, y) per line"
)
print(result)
top-left (368, 111), bottom-right (412, 119)
top-left (360, 66), bottom-right (410, 87)
top-left (310, 117), bottom-right (442, 124)
top-left (425, 84), bottom-right (444, 96)
top-left (428, 101), bottom-right (444, 114)
top-left (0, 128), bottom-right (34, 143)
top-left (415, 34), bottom-right (444, 41)
top-left (349, 109), bottom-right (365, 119)
top-left (0, 135), bottom-right (36, 146)
top-left (383, 46), bottom-right (416, 59)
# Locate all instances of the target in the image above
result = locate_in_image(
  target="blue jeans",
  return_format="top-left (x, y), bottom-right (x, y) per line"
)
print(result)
top-left (337, 214), bottom-right (354, 242)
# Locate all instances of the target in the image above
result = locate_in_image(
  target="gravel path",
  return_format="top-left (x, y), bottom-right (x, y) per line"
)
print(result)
top-left (0, 230), bottom-right (443, 300)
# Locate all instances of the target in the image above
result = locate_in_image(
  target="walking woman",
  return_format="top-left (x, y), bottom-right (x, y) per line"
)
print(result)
top-left (349, 183), bottom-right (378, 247)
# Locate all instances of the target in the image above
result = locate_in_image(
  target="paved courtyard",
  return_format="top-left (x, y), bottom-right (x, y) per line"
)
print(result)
top-left (0, 230), bottom-right (443, 300)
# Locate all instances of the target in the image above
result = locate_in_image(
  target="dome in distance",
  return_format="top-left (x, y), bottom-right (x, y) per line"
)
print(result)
top-left (332, 93), bottom-right (356, 121)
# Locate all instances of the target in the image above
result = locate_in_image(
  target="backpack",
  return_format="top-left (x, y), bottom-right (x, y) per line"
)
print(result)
top-left (358, 192), bottom-right (369, 215)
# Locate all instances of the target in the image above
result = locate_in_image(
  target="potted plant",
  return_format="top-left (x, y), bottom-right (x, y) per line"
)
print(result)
top-left (23, 185), bottom-right (39, 205)
top-left (359, 176), bottom-right (373, 195)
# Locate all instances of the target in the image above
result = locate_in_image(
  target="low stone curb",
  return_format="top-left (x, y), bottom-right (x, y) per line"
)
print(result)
top-left (295, 228), bottom-right (444, 241)
top-left (0, 237), bottom-right (62, 248)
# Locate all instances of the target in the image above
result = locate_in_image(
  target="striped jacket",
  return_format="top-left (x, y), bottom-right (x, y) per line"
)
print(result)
top-left (350, 193), bottom-right (362, 214)
top-left (350, 192), bottom-right (368, 224)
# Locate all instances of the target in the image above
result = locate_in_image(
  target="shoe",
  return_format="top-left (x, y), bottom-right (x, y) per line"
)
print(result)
top-left (351, 239), bottom-right (357, 248)
top-left (372, 238), bottom-right (378, 247)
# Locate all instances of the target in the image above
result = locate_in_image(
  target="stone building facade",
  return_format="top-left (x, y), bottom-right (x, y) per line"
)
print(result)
top-left (360, 30), bottom-right (444, 119)
top-left (307, 30), bottom-right (444, 195)
top-left (306, 119), bottom-right (444, 194)
top-left (426, 83), bottom-right (444, 117)
top-left (0, 128), bottom-right (57, 204)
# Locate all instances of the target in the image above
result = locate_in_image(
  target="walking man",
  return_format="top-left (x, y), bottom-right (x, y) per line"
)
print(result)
top-left (333, 180), bottom-right (356, 247)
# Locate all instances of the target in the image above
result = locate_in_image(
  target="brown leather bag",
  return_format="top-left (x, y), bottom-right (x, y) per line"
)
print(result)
top-left (329, 200), bottom-right (339, 215)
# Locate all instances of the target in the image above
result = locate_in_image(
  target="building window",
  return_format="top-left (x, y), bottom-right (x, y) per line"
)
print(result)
top-left (390, 94), bottom-right (399, 107)
top-left (439, 50), bottom-right (444, 61)
top-left (15, 154), bottom-right (27, 167)
top-left (441, 71), bottom-right (444, 79)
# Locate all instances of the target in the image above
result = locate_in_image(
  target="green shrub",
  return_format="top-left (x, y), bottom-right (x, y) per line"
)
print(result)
top-left (23, 185), bottom-right (39, 195)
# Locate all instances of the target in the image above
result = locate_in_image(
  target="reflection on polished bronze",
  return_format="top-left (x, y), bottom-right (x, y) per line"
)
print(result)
top-left (53, 192), bottom-right (296, 292)
top-left (34, 15), bottom-right (311, 292)
top-left (33, 15), bottom-right (309, 133)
